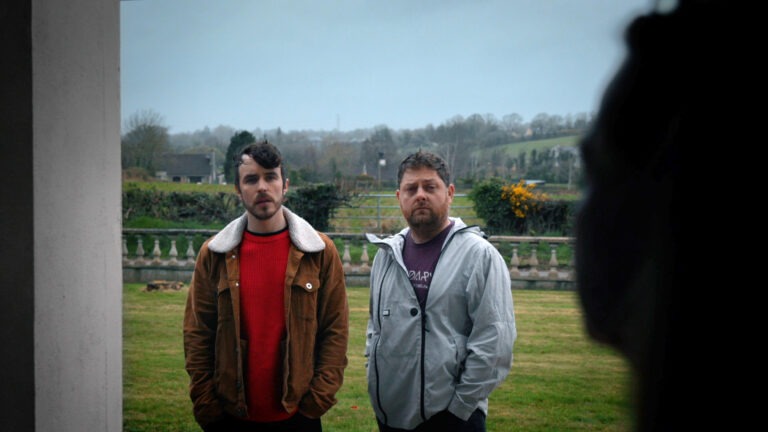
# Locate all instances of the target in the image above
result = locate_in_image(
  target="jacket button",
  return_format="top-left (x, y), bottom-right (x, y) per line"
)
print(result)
top-left (410, 308), bottom-right (418, 316)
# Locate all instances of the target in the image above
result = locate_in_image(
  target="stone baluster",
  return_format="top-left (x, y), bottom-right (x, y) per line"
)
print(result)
top-left (358, 242), bottom-right (370, 272)
top-left (528, 242), bottom-right (539, 278)
top-left (548, 243), bottom-right (559, 279)
top-left (135, 237), bottom-right (146, 265)
top-left (168, 239), bottom-right (178, 265)
top-left (151, 238), bottom-right (162, 265)
top-left (342, 240), bottom-right (353, 273)
top-left (122, 237), bottom-right (130, 266)
top-left (185, 236), bottom-right (196, 265)
top-left (509, 244), bottom-right (520, 278)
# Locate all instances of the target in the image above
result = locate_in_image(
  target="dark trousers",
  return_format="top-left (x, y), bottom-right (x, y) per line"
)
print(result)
top-left (202, 412), bottom-right (322, 432)
top-left (377, 409), bottom-right (486, 432)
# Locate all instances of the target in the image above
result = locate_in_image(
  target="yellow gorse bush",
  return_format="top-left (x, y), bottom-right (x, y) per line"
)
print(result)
top-left (500, 180), bottom-right (549, 219)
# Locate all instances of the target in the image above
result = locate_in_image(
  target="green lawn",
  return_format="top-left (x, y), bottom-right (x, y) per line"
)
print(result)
top-left (123, 284), bottom-right (631, 431)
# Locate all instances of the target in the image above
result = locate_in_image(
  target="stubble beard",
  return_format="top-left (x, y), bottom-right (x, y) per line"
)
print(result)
top-left (407, 208), bottom-right (441, 231)
top-left (246, 194), bottom-right (283, 221)
top-left (250, 203), bottom-right (281, 221)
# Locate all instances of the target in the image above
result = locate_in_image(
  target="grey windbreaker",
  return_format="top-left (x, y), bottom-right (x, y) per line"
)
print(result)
top-left (364, 217), bottom-right (516, 430)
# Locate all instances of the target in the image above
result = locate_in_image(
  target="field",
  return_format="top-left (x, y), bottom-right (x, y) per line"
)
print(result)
top-left (488, 135), bottom-right (581, 158)
top-left (123, 284), bottom-right (631, 432)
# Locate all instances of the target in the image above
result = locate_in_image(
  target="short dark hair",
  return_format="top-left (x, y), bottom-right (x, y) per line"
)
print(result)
top-left (234, 140), bottom-right (286, 189)
top-left (397, 150), bottom-right (451, 187)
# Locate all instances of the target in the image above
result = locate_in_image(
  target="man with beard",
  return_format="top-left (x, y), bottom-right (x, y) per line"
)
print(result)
top-left (183, 140), bottom-right (349, 432)
top-left (365, 150), bottom-right (516, 431)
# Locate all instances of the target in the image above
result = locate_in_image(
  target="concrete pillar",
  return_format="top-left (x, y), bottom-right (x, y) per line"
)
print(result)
top-left (1, 0), bottom-right (122, 430)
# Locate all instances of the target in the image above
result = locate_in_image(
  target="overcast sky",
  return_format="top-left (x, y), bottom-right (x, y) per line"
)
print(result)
top-left (121, 0), bottom-right (651, 134)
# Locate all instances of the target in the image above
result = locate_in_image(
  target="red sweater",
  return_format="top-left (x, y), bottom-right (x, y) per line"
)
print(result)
top-left (239, 229), bottom-right (293, 422)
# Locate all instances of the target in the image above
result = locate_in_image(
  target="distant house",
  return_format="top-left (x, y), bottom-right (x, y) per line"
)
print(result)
top-left (156, 152), bottom-right (217, 184)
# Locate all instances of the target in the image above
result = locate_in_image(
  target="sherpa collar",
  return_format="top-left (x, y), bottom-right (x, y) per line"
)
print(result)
top-left (207, 206), bottom-right (326, 254)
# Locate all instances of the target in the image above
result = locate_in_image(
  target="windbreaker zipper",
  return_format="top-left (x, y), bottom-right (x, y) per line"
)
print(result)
top-left (415, 225), bottom-right (471, 421)
top-left (420, 307), bottom-right (427, 421)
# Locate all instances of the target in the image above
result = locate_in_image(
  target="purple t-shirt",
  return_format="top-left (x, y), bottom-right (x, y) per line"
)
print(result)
top-left (402, 221), bottom-right (454, 309)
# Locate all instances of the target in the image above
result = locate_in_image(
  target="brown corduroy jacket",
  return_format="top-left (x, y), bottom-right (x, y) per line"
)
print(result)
top-left (183, 208), bottom-right (349, 427)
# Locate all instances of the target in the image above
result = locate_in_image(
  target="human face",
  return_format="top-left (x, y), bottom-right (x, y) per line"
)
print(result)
top-left (397, 166), bottom-right (454, 242)
top-left (236, 155), bottom-right (288, 229)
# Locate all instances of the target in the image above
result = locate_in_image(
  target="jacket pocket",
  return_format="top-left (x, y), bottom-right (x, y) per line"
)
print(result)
top-left (214, 281), bottom-right (238, 404)
top-left (216, 280), bottom-right (234, 322)
top-left (291, 274), bottom-right (319, 320)
top-left (453, 334), bottom-right (468, 379)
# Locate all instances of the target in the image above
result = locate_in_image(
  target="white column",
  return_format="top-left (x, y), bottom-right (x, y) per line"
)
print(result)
top-left (31, 0), bottom-right (121, 430)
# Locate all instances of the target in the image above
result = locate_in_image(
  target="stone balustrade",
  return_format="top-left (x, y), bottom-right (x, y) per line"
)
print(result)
top-left (123, 229), bottom-right (576, 290)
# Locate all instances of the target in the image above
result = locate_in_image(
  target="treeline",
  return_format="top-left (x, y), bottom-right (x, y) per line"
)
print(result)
top-left (122, 110), bottom-right (593, 188)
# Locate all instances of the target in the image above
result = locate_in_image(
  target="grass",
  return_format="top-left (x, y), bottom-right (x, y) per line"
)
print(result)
top-left (124, 181), bottom-right (233, 194)
top-left (124, 284), bottom-right (632, 431)
top-left (488, 135), bottom-right (582, 159)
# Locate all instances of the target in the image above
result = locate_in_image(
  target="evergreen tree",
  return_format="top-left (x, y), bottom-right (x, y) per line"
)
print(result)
top-left (224, 131), bottom-right (256, 183)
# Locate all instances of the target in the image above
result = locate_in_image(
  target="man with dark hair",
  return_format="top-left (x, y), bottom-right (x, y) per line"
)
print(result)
top-left (365, 150), bottom-right (516, 431)
top-left (183, 140), bottom-right (349, 432)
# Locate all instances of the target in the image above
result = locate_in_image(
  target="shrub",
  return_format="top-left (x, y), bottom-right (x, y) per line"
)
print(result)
top-left (469, 178), bottom-right (516, 235)
top-left (122, 184), bottom-right (240, 225)
top-left (469, 178), bottom-right (574, 235)
top-left (286, 183), bottom-right (353, 232)
top-left (123, 182), bottom-right (354, 232)
top-left (501, 179), bottom-right (548, 219)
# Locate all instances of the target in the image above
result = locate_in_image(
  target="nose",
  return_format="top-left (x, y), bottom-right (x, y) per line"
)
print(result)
top-left (256, 178), bottom-right (269, 191)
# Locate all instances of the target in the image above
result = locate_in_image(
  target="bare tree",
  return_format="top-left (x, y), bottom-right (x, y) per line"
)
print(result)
top-left (121, 109), bottom-right (170, 173)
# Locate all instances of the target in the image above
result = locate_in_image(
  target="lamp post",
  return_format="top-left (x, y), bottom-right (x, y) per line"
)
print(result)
top-left (376, 152), bottom-right (386, 231)
top-left (377, 152), bottom-right (386, 190)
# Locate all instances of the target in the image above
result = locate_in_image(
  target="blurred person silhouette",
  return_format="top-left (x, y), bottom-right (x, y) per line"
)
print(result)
top-left (575, 0), bottom-right (738, 430)
top-left (183, 140), bottom-right (349, 431)
top-left (365, 150), bottom-right (516, 431)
